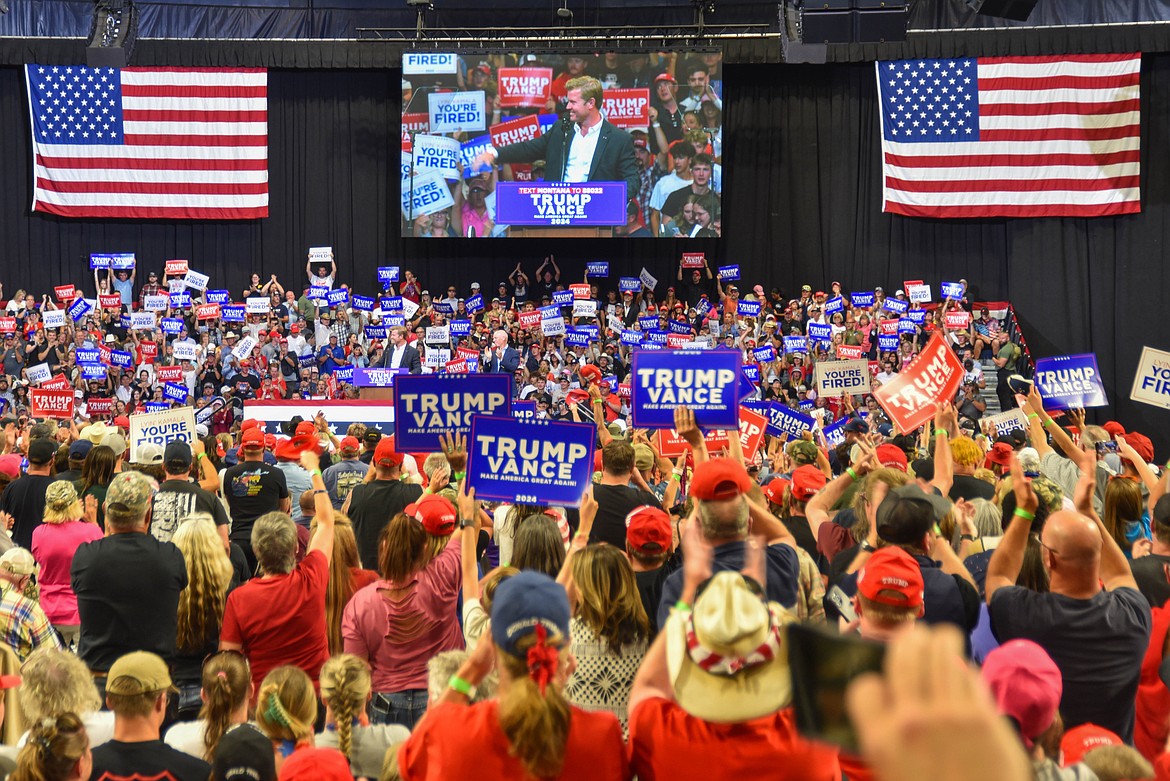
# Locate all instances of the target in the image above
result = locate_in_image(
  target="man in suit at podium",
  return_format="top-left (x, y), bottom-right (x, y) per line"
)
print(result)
top-left (485, 329), bottom-right (520, 393)
top-left (372, 326), bottom-right (422, 373)
top-left (476, 76), bottom-right (640, 197)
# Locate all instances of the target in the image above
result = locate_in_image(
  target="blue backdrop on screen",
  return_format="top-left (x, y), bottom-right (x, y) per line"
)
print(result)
top-left (393, 374), bottom-right (511, 450)
top-left (467, 416), bottom-right (595, 506)
top-left (401, 50), bottom-right (725, 239)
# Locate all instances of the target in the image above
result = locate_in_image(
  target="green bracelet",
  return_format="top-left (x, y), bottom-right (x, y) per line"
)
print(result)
top-left (454, 471), bottom-right (466, 481)
top-left (310, 468), bottom-right (322, 477)
top-left (674, 600), bottom-right (691, 613)
top-left (846, 467), bottom-right (858, 481)
top-left (1026, 412), bottom-right (1039, 421)
top-left (1043, 418), bottom-right (1057, 428)
top-left (447, 675), bottom-right (476, 698)
top-left (933, 428), bottom-right (947, 437)
top-left (671, 472), bottom-right (682, 483)
top-left (1013, 507), bottom-right (1035, 521)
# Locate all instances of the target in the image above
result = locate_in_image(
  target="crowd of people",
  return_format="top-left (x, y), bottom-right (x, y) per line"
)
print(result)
top-left (401, 51), bottom-right (723, 238)
top-left (0, 255), bottom-right (1163, 781)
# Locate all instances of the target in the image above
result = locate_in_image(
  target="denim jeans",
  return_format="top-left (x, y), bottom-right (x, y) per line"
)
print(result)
top-left (370, 689), bottom-right (428, 729)
top-left (176, 683), bottom-right (203, 721)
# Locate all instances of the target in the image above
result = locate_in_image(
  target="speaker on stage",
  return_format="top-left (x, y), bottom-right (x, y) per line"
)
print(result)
top-left (966, 0), bottom-right (1038, 22)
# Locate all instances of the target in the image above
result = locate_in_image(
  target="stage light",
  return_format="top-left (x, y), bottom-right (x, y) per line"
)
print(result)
top-left (86, 0), bottom-right (138, 68)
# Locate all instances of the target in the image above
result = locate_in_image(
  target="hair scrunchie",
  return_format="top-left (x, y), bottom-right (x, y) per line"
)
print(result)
top-left (526, 623), bottom-right (560, 696)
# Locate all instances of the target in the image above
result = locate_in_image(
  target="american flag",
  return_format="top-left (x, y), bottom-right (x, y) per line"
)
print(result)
top-left (25, 65), bottom-right (268, 219)
top-left (876, 54), bottom-right (1141, 218)
top-left (243, 400), bottom-right (396, 436)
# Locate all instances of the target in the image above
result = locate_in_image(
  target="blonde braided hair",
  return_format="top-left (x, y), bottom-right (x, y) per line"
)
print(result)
top-left (319, 654), bottom-right (372, 760)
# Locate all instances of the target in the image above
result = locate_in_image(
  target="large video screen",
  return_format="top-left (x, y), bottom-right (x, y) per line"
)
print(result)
top-left (400, 50), bottom-right (724, 238)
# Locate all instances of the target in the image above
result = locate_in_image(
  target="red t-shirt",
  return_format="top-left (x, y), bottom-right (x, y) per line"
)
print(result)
top-left (1136, 602), bottom-right (1170, 762)
top-left (221, 549), bottom-right (330, 699)
top-left (399, 700), bottom-right (629, 781)
top-left (627, 699), bottom-right (840, 781)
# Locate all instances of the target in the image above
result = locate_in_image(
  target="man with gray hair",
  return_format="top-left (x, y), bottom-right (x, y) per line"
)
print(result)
top-left (72, 471), bottom-right (187, 694)
top-left (220, 449), bottom-right (335, 696)
top-left (0, 547), bottom-right (61, 661)
top-left (422, 452), bottom-right (456, 505)
top-left (655, 412), bottom-right (800, 629)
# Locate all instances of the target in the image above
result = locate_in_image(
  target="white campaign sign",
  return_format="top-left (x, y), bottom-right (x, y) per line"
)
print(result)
top-left (173, 343), bottom-right (198, 362)
top-left (639, 267), bottom-right (658, 291)
top-left (143, 295), bottom-right (169, 312)
top-left (1131, 346), bottom-right (1170, 411)
top-left (183, 270), bottom-right (210, 291)
top-left (907, 284), bottom-right (932, 304)
top-left (572, 300), bottom-right (598, 318)
top-left (541, 317), bottom-right (566, 337)
top-left (815, 359), bottom-right (871, 396)
top-left (233, 335), bottom-right (257, 360)
top-left (309, 247), bottom-right (332, 262)
top-left (402, 51), bottom-right (459, 75)
top-left (27, 363), bottom-right (52, 385)
top-left (427, 91), bottom-right (486, 134)
top-left (984, 408), bottom-right (1029, 438)
top-left (42, 310), bottom-right (66, 328)
top-left (426, 326), bottom-right (451, 343)
top-left (401, 297), bottom-right (420, 319)
top-left (401, 173), bottom-right (456, 218)
top-left (129, 407), bottom-right (196, 463)
top-left (246, 297), bottom-right (270, 314)
top-left (131, 311), bottom-right (156, 330)
top-left (412, 134), bottom-right (462, 180)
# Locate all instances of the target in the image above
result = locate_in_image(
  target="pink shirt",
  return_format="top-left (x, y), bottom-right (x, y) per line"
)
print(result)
top-left (32, 521), bottom-right (104, 625)
top-left (342, 541), bottom-right (463, 693)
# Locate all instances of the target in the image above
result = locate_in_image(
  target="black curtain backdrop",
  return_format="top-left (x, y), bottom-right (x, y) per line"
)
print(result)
top-left (0, 56), bottom-right (1168, 451)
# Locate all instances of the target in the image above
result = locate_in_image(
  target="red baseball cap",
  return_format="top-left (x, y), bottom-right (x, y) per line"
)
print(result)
top-left (763, 477), bottom-right (789, 505)
top-left (405, 494), bottom-right (457, 536)
top-left (373, 438), bottom-right (404, 467)
top-left (857, 547), bottom-right (924, 609)
top-left (263, 433), bottom-right (277, 450)
top-left (291, 324), bottom-right (300, 333)
top-left (875, 443), bottom-right (908, 472)
top-left (579, 364), bottom-right (602, 383)
top-left (982, 639), bottom-right (1062, 748)
top-left (625, 505), bottom-right (671, 556)
top-left (1060, 724), bottom-right (1123, 766)
top-left (240, 428), bottom-right (264, 449)
top-left (241, 418), bottom-right (261, 432)
top-left (339, 435), bottom-right (360, 454)
top-left (654, 72), bottom-right (676, 83)
top-left (113, 415), bottom-right (130, 431)
top-left (789, 465), bottom-right (827, 502)
top-left (689, 458), bottom-right (751, 501)
top-left (986, 441), bottom-right (1014, 467)
top-left (295, 420), bottom-right (317, 437)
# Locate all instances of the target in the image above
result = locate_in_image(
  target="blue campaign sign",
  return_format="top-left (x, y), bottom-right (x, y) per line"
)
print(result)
top-left (630, 349), bottom-right (741, 429)
top-left (205, 290), bottom-right (231, 305)
top-left (784, 336), bottom-right (808, 354)
top-left (905, 309), bottom-right (927, 325)
top-left (394, 374), bottom-right (512, 450)
top-left (824, 417), bottom-right (849, 447)
top-left (495, 182), bottom-right (627, 227)
top-left (163, 382), bottom-right (189, 403)
top-left (851, 291), bottom-right (875, 308)
top-left (89, 253), bottom-right (113, 269)
top-left (334, 366), bottom-right (354, 383)
top-left (450, 319), bottom-right (471, 337)
top-left (765, 403), bottom-right (815, 438)
top-left (552, 290), bottom-right (574, 307)
top-left (120, 314), bottom-right (131, 329)
top-left (351, 295), bottom-right (375, 312)
top-left (512, 400), bottom-right (536, 420)
top-left (824, 296), bottom-right (845, 316)
top-left (460, 135), bottom-right (494, 179)
top-left (384, 316), bottom-right (406, 328)
top-left (77, 348), bottom-right (99, 364)
top-left (110, 350), bottom-right (133, 369)
top-left (643, 329), bottom-right (668, 345)
top-left (753, 345), bottom-right (776, 363)
top-left (67, 297), bottom-right (92, 322)
top-left (352, 368), bottom-right (402, 388)
top-left (81, 363), bottom-right (107, 381)
top-left (576, 324), bottom-right (600, 340)
top-left (365, 325), bottom-right (387, 340)
top-left (1033, 353), bottom-right (1109, 410)
top-left (586, 261), bottom-right (609, 278)
top-left (381, 296), bottom-right (403, 312)
top-left (565, 331), bottom-right (591, 347)
top-left (466, 294), bottom-right (484, 313)
top-left (619, 277), bottom-right (641, 293)
top-left (161, 318), bottom-right (184, 335)
top-left (667, 320), bottom-right (692, 335)
top-left (638, 316), bottom-right (658, 329)
top-left (145, 402), bottom-right (169, 413)
top-left (742, 364), bottom-right (760, 383)
top-left (538, 304), bottom-right (561, 319)
top-left (695, 298), bottom-right (712, 317)
top-left (941, 281), bottom-right (964, 300)
top-left (432, 301), bottom-right (454, 315)
top-left (327, 289), bottom-right (349, 307)
top-left (883, 298), bottom-right (908, 315)
top-left (808, 322), bottom-right (832, 342)
top-left (299, 355), bottom-right (316, 368)
top-left (718, 265), bottom-right (740, 281)
top-left (878, 334), bottom-right (900, 352)
top-left (222, 305), bottom-right (245, 322)
top-left (897, 318), bottom-right (918, 334)
top-left (467, 416), bottom-right (595, 507)
top-left (309, 285), bottom-right (329, 301)
top-left (621, 329), bottom-right (641, 345)
top-left (170, 291), bottom-right (192, 307)
top-left (110, 254), bottom-right (136, 270)
top-left (737, 300), bottom-right (762, 318)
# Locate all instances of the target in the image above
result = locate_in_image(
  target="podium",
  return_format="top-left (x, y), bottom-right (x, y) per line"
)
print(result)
top-left (508, 226), bottom-right (613, 238)
top-left (358, 387), bottom-right (393, 402)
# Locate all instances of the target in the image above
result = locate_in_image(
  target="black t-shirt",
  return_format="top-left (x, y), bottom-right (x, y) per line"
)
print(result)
top-left (989, 585), bottom-right (1152, 741)
top-left (784, 513), bottom-right (828, 574)
top-left (72, 533), bottom-right (187, 671)
top-left (1131, 554), bottom-right (1170, 609)
top-left (92, 740), bottom-right (210, 781)
top-left (348, 479), bottom-right (423, 569)
top-left (222, 460), bottom-right (289, 543)
top-left (150, 479), bottom-right (230, 543)
top-left (949, 474), bottom-right (996, 502)
top-left (662, 185), bottom-right (710, 222)
top-left (589, 483), bottom-right (663, 549)
top-left (0, 474), bottom-right (54, 549)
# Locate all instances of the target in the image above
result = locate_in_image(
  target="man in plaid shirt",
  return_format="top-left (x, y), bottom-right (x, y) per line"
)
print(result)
top-left (0, 548), bottom-right (62, 662)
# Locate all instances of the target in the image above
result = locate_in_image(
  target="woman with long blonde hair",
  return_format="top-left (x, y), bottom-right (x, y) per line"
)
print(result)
top-left (18, 649), bottom-right (112, 751)
top-left (310, 514), bottom-right (376, 655)
top-left (255, 666), bottom-right (318, 772)
top-left (171, 514), bottom-right (234, 719)
top-left (1103, 476), bottom-right (1148, 556)
top-left (31, 481), bottom-right (102, 649)
top-left (164, 651), bottom-right (251, 761)
top-left (317, 654), bottom-right (408, 778)
top-left (10, 712), bottom-right (91, 781)
top-left (398, 571), bottom-right (628, 780)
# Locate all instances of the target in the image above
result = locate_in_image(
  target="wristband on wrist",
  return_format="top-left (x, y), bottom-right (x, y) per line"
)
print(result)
top-left (933, 428), bottom-right (947, 437)
top-left (1026, 412), bottom-right (1039, 421)
top-left (674, 600), bottom-right (691, 613)
top-left (1043, 418), bottom-right (1057, 428)
top-left (846, 467), bottom-right (858, 481)
top-left (310, 468), bottom-right (322, 477)
top-left (196, 452), bottom-right (206, 460)
top-left (1013, 507), bottom-right (1036, 521)
top-left (447, 675), bottom-right (476, 698)
top-left (454, 471), bottom-right (466, 481)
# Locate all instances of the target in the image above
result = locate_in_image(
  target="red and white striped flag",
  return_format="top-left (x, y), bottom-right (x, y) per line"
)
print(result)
top-left (25, 65), bottom-right (268, 219)
top-left (877, 54), bottom-right (1140, 218)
